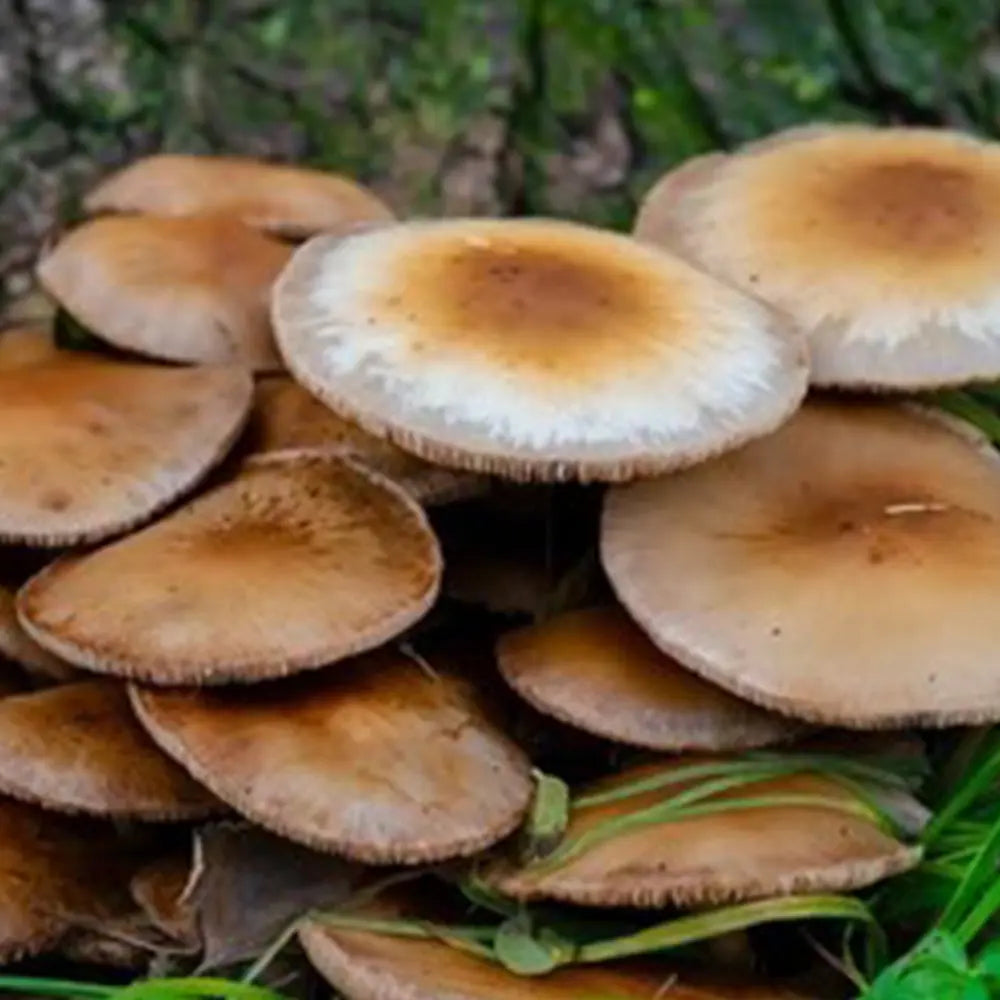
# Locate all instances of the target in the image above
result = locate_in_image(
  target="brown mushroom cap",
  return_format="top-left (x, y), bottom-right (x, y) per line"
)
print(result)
top-left (19, 451), bottom-right (441, 684)
top-left (250, 375), bottom-right (487, 505)
top-left (0, 359), bottom-right (252, 546)
top-left (128, 648), bottom-right (533, 863)
top-left (602, 399), bottom-right (1000, 727)
top-left (0, 582), bottom-right (79, 684)
top-left (273, 218), bottom-right (807, 482)
top-left (0, 679), bottom-right (221, 819)
top-left (497, 607), bottom-right (800, 751)
top-left (129, 852), bottom-right (199, 947)
top-left (0, 798), bottom-right (141, 960)
top-left (37, 215), bottom-right (293, 371)
top-left (482, 759), bottom-right (918, 908)
top-left (0, 325), bottom-right (62, 370)
top-left (300, 893), bottom-right (811, 1000)
top-left (642, 124), bottom-right (1000, 388)
top-left (84, 154), bottom-right (394, 238)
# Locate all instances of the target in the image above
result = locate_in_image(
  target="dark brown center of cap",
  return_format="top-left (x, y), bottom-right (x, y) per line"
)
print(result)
top-left (830, 160), bottom-right (982, 253)
top-left (373, 232), bottom-right (680, 377)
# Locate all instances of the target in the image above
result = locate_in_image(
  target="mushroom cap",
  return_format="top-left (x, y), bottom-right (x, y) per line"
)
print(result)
top-left (19, 451), bottom-right (441, 684)
top-left (251, 375), bottom-right (487, 505)
top-left (38, 215), bottom-right (293, 371)
top-left (128, 648), bottom-right (533, 863)
top-left (602, 399), bottom-right (1000, 727)
top-left (633, 151), bottom-right (729, 248)
top-left (273, 218), bottom-right (807, 482)
top-left (0, 359), bottom-right (252, 546)
top-left (300, 893), bottom-right (811, 1000)
top-left (0, 582), bottom-right (79, 684)
top-left (482, 759), bottom-right (919, 907)
top-left (0, 679), bottom-right (221, 819)
top-left (84, 154), bottom-right (394, 238)
top-left (0, 798), bottom-right (141, 961)
top-left (497, 607), bottom-right (800, 751)
top-left (643, 124), bottom-right (1000, 388)
top-left (0, 325), bottom-right (62, 369)
top-left (129, 852), bottom-right (199, 947)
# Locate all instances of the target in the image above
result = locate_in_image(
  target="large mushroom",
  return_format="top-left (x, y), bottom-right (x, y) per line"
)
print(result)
top-left (18, 451), bottom-right (442, 684)
top-left (129, 648), bottom-right (533, 863)
top-left (602, 399), bottom-right (1000, 727)
top-left (38, 214), bottom-right (293, 370)
top-left (635, 123), bottom-right (1000, 387)
top-left (84, 153), bottom-right (394, 238)
top-left (273, 218), bottom-right (807, 482)
top-left (0, 357), bottom-right (252, 545)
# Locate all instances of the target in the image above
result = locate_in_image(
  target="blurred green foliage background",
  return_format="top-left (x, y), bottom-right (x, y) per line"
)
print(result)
top-left (3, 0), bottom-right (1000, 298)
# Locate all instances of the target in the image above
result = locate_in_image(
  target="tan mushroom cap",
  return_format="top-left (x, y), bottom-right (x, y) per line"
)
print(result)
top-left (0, 325), bottom-right (62, 370)
top-left (129, 648), bottom-right (533, 863)
top-left (130, 852), bottom-right (199, 947)
top-left (19, 451), bottom-right (441, 685)
top-left (273, 218), bottom-right (807, 482)
top-left (0, 680), bottom-right (221, 819)
top-left (0, 583), bottom-right (79, 684)
top-left (602, 399), bottom-right (1000, 727)
top-left (482, 759), bottom-right (918, 908)
top-left (497, 607), bottom-right (800, 750)
top-left (633, 151), bottom-right (729, 248)
top-left (0, 798), bottom-right (141, 960)
top-left (38, 215), bottom-right (293, 371)
top-left (300, 893), bottom-right (813, 1000)
top-left (251, 375), bottom-right (487, 505)
top-left (84, 154), bottom-right (394, 238)
top-left (0, 359), bottom-right (252, 546)
top-left (643, 124), bottom-right (1000, 387)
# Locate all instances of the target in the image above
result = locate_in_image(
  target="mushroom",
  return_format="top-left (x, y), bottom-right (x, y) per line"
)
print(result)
top-left (0, 582), bottom-right (79, 684)
top-left (0, 798), bottom-right (144, 960)
top-left (602, 399), bottom-right (1000, 727)
top-left (273, 218), bottom-right (807, 482)
top-left (18, 451), bottom-right (442, 684)
top-left (300, 891), bottom-right (813, 1000)
top-left (636, 123), bottom-right (1000, 387)
top-left (481, 757), bottom-right (919, 908)
top-left (128, 647), bottom-right (533, 863)
top-left (0, 358), bottom-right (252, 546)
top-left (0, 679), bottom-right (221, 819)
top-left (497, 606), bottom-right (800, 751)
top-left (250, 375), bottom-right (488, 505)
top-left (83, 154), bottom-right (394, 239)
top-left (0, 324), bottom-right (62, 369)
top-left (38, 215), bottom-right (294, 370)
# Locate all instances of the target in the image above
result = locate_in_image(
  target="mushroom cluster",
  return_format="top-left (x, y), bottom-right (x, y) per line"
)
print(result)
top-left (0, 127), bottom-right (996, 998)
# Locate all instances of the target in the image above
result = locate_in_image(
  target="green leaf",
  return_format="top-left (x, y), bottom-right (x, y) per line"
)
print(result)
top-left (493, 915), bottom-right (561, 976)
top-left (521, 770), bottom-right (570, 861)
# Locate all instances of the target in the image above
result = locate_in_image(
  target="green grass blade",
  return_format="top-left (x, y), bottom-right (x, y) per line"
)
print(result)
top-left (578, 895), bottom-right (872, 963)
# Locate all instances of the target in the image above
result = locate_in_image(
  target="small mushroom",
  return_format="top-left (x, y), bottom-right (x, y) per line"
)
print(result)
top-left (273, 218), bottom-right (806, 482)
top-left (637, 123), bottom-right (1000, 387)
top-left (0, 358), bottom-right (252, 546)
top-left (497, 606), bottom-right (800, 751)
top-left (482, 758), bottom-right (919, 908)
top-left (0, 679), bottom-right (221, 819)
top-left (602, 399), bottom-right (1000, 727)
top-left (84, 153), bottom-right (394, 239)
top-left (19, 450), bottom-right (441, 684)
top-left (299, 891), bottom-right (811, 1000)
top-left (0, 582), bottom-right (79, 685)
top-left (38, 215), bottom-right (294, 370)
top-left (129, 648), bottom-right (533, 863)
top-left (250, 375), bottom-right (487, 505)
